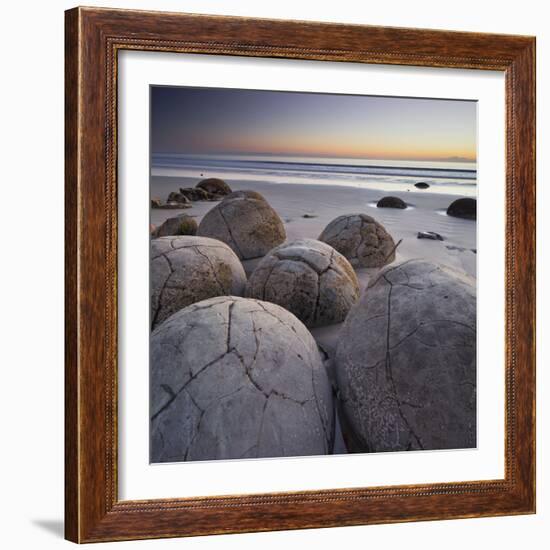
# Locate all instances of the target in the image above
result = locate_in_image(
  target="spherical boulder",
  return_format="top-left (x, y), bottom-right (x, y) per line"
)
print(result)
top-left (377, 196), bottom-right (407, 209)
top-left (151, 236), bottom-right (246, 328)
top-left (318, 214), bottom-right (396, 268)
top-left (197, 194), bottom-right (286, 259)
top-left (447, 197), bottom-right (476, 220)
top-left (196, 177), bottom-right (232, 197)
top-left (335, 260), bottom-right (476, 453)
top-left (415, 182), bottom-right (430, 189)
top-left (152, 214), bottom-right (197, 238)
top-left (246, 239), bottom-right (359, 328)
top-left (150, 296), bottom-right (334, 462)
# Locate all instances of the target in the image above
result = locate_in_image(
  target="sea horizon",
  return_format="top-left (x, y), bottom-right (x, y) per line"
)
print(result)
top-left (151, 153), bottom-right (477, 197)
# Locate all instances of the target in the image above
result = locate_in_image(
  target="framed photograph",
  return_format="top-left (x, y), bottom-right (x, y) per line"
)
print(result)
top-left (65, 7), bottom-right (536, 543)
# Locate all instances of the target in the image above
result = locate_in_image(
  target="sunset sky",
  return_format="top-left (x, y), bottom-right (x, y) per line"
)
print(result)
top-left (151, 86), bottom-right (477, 162)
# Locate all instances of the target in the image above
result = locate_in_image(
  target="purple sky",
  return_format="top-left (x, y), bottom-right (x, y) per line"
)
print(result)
top-left (151, 86), bottom-right (476, 162)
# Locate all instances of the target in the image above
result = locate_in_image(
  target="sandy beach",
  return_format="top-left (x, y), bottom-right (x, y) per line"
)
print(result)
top-left (151, 174), bottom-right (477, 454)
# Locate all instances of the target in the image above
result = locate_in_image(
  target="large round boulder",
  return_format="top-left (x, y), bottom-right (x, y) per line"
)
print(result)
top-left (376, 196), bottom-right (407, 209)
top-left (447, 197), bottom-right (477, 220)
top-left (318, 214), bottom-right (396, 268)
top-left (246, 239), bottom-right (359, 328)
top-left (150, 296), bottom-right (334, 462)
top-left (335, 260), bottom-right (476, 453)
top-left (196, 177), bottom-right (232, 197)
top-left (152, 214), bottom-right (197, 237)
top-left (197, 193), bottom-right (286, 259)
top-left (151, 236), bottom-right (246, 328)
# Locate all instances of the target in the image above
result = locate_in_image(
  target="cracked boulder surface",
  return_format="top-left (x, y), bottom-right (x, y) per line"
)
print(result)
top-left (151, 236), bottom-right (246, 329)
top-left (245, 239), bottom-right (359, 328)
top-left (318, 213), bottom-right (396, 268)
top-left (197, 194), bottom-right (286, 259)
top-left (335, 259), bottom-right (476, 453)
top-left (150, 296), bottom-right (334, 462)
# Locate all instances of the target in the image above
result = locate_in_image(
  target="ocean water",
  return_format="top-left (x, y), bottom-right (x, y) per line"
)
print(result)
top-left (151, 154), bottom-right (477, 197)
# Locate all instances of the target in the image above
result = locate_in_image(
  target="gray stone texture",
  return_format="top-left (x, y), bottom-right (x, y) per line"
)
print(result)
top-left (335, 259), bottom-right (476, 453)
top-left (318, 213), bottom-right (396, 268)
top-left (151, 236), bottom-right (246, 328)
top-left (197, 193), bottom-right (286, 259)
top-left (245, 239), bottom-right (359, 328)
top-left (152, 214), bottom-right (198, 237)
top-left (150, 296), bottom-right (334, 462)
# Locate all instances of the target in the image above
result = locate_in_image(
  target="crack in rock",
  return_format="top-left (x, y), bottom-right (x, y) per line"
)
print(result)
top-left (246, 239), bottom-right (359, 328)
top-left (150, 237), bottom-right (246, 329)
top-left (335, 259), bottom-right (477, 453)
top-left (151, 296), bottom-right (334, 462)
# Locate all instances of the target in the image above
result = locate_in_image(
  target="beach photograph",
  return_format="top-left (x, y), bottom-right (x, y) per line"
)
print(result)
top-left (149, 85), bottom-right (477, 463)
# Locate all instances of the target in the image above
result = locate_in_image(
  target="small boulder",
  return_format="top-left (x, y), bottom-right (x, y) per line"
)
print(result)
top-left (415, 182), bottom-right (430, 189)
top-left (151, 236), bottom-right (246, 328)
top-left (196, 178), bottom-right (232, 197)
top-left (150, 296), bottom-right (334, 462)
top-left (179, 187), bottom-right (211, 201)
top-left (447, 198), bottom-right (477, 220)
top-left (246, 239), bottom-right (359, 328)
top-left (377, 196), bottom-right (407, 209)
top-left (417, 231), bottom-right (444, 241)
top-left (151, 198), bottom-right (162, 209)
top-left (152, 214), bottom-right (198, 238)
top-left (198, 194), bottom-right (286, 259)
top-left (167, 191), bottom-right (190, 204)
top-left (318, 214), bottom-right (396, 268)
top-left (335, 260), bottom-right (476, 452)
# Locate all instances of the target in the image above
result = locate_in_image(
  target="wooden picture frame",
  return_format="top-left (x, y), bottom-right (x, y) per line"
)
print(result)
top-left (65, 6), bottom-right (536, 543)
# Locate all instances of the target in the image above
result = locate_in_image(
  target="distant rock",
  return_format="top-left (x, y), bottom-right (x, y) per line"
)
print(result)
top-left (246, 239), bottom-right (359, 328)
top-left (150, 296), bottom-right (334, 462)
top-left (167, 191), bottom-right (190, 204)
top-left (415, 182), bottom-right (430, 189)
top-left (196, 178), bottom-right (232, 197)
top-left (447, 198), bottom-right (477, 220)
top-left (151, 236), bottom-right (246, 328)
top-left (198, 193), bottom-right (286, 259)
top-left (318, 213), bottom-right (396, 268)
top-left (335, 260), bottom-right (477, 452)
top-left (151, 198), bottom-right (162, 209)
top-left (152, 214), bottom-right (198, 238)
top-left (417, 231), bottom-right (444, 241)
top-left (376, 196), bottom-right (407, 209)
top-left (179, 187), bottom-right (211, 201)
top-left (302, 213), bottom-right (318, 219)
